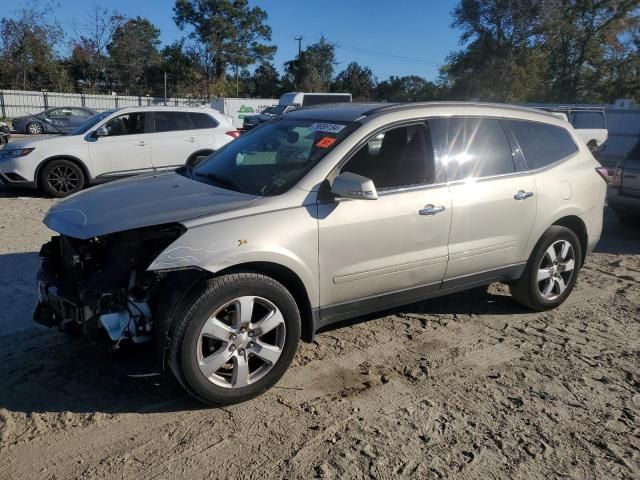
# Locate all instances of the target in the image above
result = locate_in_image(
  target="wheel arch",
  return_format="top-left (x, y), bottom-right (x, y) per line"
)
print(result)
top-left (35, 155), bottom-right (92, 185)
top-left (552, 215), bottom-right (588, 266)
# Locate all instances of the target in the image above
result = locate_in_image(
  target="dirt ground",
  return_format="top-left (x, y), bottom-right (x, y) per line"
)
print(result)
top-left (0, 183), bottom-right (638, 480)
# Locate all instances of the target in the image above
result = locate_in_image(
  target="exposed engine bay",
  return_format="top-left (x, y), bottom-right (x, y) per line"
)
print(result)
top-left (34, 224), bottom-right (185, 345)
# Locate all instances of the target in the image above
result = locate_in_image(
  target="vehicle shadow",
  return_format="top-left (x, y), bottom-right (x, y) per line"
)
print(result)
top-left (0, 184), bottom-right (44, 198)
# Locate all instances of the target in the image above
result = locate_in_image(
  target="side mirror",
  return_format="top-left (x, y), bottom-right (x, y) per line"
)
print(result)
top-left (331, 172), bottom-right (378, 200)
top-left (94, 126), bottom-right (108, 138)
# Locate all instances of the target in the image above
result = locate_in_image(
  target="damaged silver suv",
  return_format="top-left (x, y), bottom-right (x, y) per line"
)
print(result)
top-left (35, 103), bottom-right (606, 405)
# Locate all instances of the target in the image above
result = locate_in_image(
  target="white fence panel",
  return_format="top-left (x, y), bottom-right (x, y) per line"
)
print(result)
top-left (0, 89), bottom-right (203, 118)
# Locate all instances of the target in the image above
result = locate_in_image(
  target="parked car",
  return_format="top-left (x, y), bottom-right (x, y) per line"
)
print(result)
top-left (34, 102), bottom-right (606, 405)
top-left (242, 104), bottom-right (295, 130)
top-left (0, 106), bottom-right (240, 197)
top-left (242, 92), bottom-right (353, 131)
top-left (210, 98), bottom-right (278, 129)
top-left (608, 139), bottom-right (640, 225)
top-left (11, 107), bottom-right (97, 135)
top-left (0, 122), bottom-right (9, 145)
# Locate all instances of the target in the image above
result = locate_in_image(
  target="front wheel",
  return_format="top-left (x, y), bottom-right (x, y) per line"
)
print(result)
top-left (510, 226), bottom-right (582, 311)
top-left (168, 273), bottom-right (301, 405)
top-left (27, 122), bottom-right (43, 135)
top-left (39, 160), bottom-right (85, 197)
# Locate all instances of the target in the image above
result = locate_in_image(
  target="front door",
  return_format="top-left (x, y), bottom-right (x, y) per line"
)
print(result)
top-left (318, 123), bottom-right (452, 317)
top-left (88, 111), bottom-right (152, 178)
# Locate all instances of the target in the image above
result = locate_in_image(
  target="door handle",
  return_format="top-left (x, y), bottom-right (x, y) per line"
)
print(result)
top-left (187, 137), bottom-right (197, 143)
top-left (419, 205), bottom-right (445, 216)
top-left (514, 190), bottom-right (534, 200)
top-left (135, 141), bottom-right (147, 146)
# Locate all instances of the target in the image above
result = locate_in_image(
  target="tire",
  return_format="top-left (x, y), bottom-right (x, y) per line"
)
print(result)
top-left (168, 273), bottom-right (301, 405)
top-left (510, 226), bottom-right (582, 311)
top-left (39, 159), bottom-right (85, 198)
top-left (27, 122), bottom-right (43, 135)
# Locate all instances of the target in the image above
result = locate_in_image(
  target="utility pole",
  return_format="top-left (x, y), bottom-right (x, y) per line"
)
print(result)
top-left (163, 72), bottom-right (167, 105)
top-left (294, 36), bottom-right (303, 57)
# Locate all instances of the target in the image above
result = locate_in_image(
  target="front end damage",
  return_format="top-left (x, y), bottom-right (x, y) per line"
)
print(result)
top-left (34, 224), bottom-right (186, 346)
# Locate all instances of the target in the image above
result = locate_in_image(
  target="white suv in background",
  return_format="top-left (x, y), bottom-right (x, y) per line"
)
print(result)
top-left (0, 106), bottom-right (240, 197)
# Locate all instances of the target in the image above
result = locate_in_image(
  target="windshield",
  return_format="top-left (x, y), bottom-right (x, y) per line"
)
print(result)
top-left (187, 118), bottom-right (358, 196)
top-left (67, 110), bottom-right (113, 135)
top-left (262, 105), bottom-right (287, 116)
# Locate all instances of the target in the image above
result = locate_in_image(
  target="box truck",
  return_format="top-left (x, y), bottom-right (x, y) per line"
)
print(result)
top-left (210, 98), bottom-right (278, 129)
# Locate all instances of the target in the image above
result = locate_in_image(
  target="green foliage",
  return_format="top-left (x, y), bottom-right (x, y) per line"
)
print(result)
top-left (333, 62), bottom-right (376, 100)
top-left (0, 5), bottom-right (69, 91)
top-left (284, 36), bottom-right (337, 92)
top-left (173, 0), bottom-right (276, 92)
top-left (107, 17), bottom-right (161, 95)
top-left (376, 75), bottom-right (439, 102)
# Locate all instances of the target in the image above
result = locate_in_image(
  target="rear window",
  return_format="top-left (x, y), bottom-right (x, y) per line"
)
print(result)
top-left (506, 120), bottom-right (578, 169)
top-left (190, 112), bottom-right (218, 129)
top-left (153, 111), bottom-right (192, 132)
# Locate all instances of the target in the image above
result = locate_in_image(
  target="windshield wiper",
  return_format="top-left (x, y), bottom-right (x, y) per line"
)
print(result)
top-left (194, 172), bottom-right (247, 193)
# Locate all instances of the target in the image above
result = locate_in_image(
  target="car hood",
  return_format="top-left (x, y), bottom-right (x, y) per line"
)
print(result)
top-left (44, 171), bottom-right (259, 239)
top-left (7, 135), bottom-right (68, 149)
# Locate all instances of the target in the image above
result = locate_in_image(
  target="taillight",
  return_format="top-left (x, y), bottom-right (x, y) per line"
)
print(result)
top-left (225, 130), bottom-right (241, 138)
top-left (610, 165), bottom-right (623, 187)
top-left (595, 167), bottom-right (610, 184)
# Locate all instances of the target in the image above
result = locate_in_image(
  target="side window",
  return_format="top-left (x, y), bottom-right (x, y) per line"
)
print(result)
top-left (72, 108), bottom-right (93, 117)
top-left (506, 120), bottom-right (578, 169)
top-left (154, 112), bottom-right (192, 133)
top-left (430, 117), bottom-right (514, 181)
top-left (189, 112), bottom-right (218, 129)
top-left (48, 109), bottom-right (67, 118)
top-left (342, 123), bottom-right (435, 190)
top-left (104, 112), bottom-right (145, 136)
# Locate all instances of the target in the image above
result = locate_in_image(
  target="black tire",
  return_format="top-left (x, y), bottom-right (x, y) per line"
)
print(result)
top-left (510, 226), bottom-right (582, 311)
top-left (168, 273), bottom-right (301, 405)
top-left (39, 159), bottom-right (85, 198)
top-left (27, 122), bottom-right (43, 135)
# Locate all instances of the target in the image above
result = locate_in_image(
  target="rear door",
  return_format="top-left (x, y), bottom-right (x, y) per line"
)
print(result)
top-left (189, 112), bottom-right (229, 151)
top-left (148, 111), bottom-right (200, 169)
top-left (88, 111), bottom-right (152, 177)
top-left (429, 117), bottom-right (537, 281)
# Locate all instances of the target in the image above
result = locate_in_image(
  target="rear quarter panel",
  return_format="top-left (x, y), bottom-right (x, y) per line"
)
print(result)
top-left (525, 145), bottom-right (605, 259)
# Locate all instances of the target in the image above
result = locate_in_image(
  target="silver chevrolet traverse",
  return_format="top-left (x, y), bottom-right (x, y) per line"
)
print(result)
top-left (35, 103), bottom-right (607, 405)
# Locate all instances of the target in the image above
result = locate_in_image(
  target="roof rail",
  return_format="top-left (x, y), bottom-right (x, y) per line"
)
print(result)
top-left (361, 101), bottom-right (559, 119)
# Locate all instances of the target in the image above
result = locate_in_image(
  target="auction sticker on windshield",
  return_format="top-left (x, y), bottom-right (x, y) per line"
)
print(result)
top-left (310, 122), bottom-right (346, 134)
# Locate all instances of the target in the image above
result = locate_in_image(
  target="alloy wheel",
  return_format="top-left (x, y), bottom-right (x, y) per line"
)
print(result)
top-left (197, 296), bottom-right (286, 388)
top-left (28, 123), bottom-right (43, 134)
top-left (46, 165), bottom-right (80, 194)
top-left (537, 240), bottom-right (575, 300)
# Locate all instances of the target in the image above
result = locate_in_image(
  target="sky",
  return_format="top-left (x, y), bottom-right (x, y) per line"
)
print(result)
top-left (37, 0), bottom-right (464, 81)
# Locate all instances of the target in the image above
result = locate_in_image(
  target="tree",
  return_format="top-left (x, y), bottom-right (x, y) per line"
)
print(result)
top-left (439, 0), bottom-right (545, 102)
top-left (161, 39), bottom-right (202, 97)
top-left (252, 62), bottom-right (280, 97)
top-left (375, 75), bottom-right (439, 102)
top-left (0, 4), bottom-right (69, 90)
top-left (107, 17), bottom-right (161, 95)
top-left (333, 62), bottom-right (376, 100)
top-left (540, 0), bottom-right (640, 102)
top-left (69, 6), bottom-right (126, 91)
top-left (173, 0), bottom-right (276, 96)
top-left (283, 36), bottom-right (337, 91)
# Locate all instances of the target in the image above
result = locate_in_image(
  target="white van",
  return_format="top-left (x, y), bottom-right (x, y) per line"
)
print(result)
top-left (279, 92), bottom-right (352, 107)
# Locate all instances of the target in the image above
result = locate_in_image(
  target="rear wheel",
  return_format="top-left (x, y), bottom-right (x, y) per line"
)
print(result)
top-left (39, 160), bottom-right (85, 198)
top-left (510, 226), bottom-right (582, 311)
top-left (168, 273), bottom-right (301, 405)
top-left (27, 122), bottom-right (43, 135)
